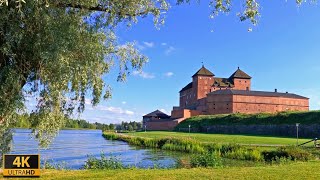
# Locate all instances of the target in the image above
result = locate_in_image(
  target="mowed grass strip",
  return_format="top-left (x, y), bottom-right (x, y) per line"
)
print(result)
top-left (5, 161), bottom-right (320, 180)
top-left (125, 131), bottom-right (311, 146)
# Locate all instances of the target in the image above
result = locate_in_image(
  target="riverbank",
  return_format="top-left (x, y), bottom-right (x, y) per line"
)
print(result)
top-left (1, 161), bottom-right (320, 179)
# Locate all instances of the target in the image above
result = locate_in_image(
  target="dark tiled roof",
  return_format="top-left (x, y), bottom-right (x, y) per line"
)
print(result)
top-left (192, 66), bottom-right (215, 77)
top-left (208, 89), bottom-right (309, 99)
top-left (229, 68), bottom-right (251, 79)
top-left (143, 110), bottom-right (170, 118)
top-left (179, 82), bottom-right (192, 92)
top-left (213, 78), bottom-right (234, 88)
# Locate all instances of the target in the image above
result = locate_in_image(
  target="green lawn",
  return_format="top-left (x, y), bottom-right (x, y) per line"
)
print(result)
top-left (126, 131), bottom-right (312, 146)
top-left (3, 161), bottom-right (320, 180)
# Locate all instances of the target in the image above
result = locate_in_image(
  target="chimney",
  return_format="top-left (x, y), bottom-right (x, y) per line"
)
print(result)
top-left (275, 89), bottom-right (277, 93)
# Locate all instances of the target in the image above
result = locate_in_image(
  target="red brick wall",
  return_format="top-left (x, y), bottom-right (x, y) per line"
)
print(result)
top-left (179, 88), bottom-right (194, 108)
top-left (206, 94), bottom-right (233, 114)
top-left (145, 121), bottom-right (179, 131)
top-left (232, 95), bottom-right (309, 114)
top-left (233, 78), bottom-right (251, 90)
top-left (194, 76), bottom-right (214, 100)
top-left (206, 93), bottom-right (309, 115)
top-left (171, 109), bottom-right (202, 119)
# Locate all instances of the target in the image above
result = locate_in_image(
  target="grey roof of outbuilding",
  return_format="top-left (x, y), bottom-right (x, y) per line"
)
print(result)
top-left (208, 89), bottom-right (309, 99)
top-left (143, 110), bottom-right (170, 118)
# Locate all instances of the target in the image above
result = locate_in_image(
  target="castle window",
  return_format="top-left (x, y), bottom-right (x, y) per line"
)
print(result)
top-left (246, 87), bottom-right (249, 90)
top-left (239, 80), bottom-right (241, 82)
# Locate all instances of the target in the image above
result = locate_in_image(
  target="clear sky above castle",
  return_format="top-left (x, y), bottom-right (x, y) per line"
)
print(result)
top-left (26, 1), bottom-right (320, 124)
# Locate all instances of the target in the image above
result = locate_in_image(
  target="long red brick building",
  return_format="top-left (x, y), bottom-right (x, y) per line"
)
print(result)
top-left (144, 66), bottom-right (309, 130)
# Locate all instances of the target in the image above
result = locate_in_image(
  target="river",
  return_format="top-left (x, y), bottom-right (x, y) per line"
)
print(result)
top-left (9, 129), bottom-right (181, 169)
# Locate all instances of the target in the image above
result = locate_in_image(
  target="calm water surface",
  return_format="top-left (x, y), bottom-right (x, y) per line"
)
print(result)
top-left (10, 129), bottom-right (181, 169)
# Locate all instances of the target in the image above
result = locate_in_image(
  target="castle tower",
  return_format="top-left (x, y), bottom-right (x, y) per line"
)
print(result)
top-left (192, 65), bottom-right (215, 100)
top-left (229, 67), bottom-right (252, 90)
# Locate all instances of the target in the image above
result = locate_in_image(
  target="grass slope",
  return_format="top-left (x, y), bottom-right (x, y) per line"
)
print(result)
top-left (126, 131), bottom-right (311, 146)
top-left (176, 111), bottom-right (320, 129)
top-left (3, 161), bottom-right (320, 180)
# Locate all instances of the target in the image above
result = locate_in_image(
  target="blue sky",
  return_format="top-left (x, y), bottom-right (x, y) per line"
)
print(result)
top-left (27, 1), bottom-right (320, 124)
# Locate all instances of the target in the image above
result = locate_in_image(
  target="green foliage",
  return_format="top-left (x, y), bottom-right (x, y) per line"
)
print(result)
top-left (224, 148), bottom-right (263, 161)
top-left (43, 160), bottom-right (69, 170)
top-left (262, 146), bottom-right (313, 162)
top-left (190, 152), bottom-right (222, 168)
top-left (1, 0), bottom-right (157, 149)
top-left (176, 111), bottom-right (320, 130)
top-left (83, 153), bottom-right (124, 170)
top-left (116, 121), bottom-right (143, 131)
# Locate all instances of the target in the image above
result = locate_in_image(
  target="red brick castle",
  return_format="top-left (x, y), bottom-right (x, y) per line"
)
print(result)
top-left (143, 66), bottom-right (309, 130)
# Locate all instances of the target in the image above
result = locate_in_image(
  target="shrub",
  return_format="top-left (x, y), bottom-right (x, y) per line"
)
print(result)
top-left (190, 152), bottom-right (222, 168)
top-left (224, 148), bottom-right (263, 161)
top-left (262, 146), bottom-right (312, 162)
top-left (83, 153), bottom-right (124, 170)
top-left (42, 160), bottom-right (69, 170)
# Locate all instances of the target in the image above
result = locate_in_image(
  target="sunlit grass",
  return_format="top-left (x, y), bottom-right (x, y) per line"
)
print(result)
top-left (3, 161), bottom-right (320, 180)
top-left (126, 131), bottom-right (312, 146)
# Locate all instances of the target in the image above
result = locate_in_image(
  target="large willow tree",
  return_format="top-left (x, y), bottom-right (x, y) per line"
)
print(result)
top-left (0, 0), bottom-right (313, 162)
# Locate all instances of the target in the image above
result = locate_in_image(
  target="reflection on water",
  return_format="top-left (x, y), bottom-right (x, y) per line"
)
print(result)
top-left (10, 129), bottom-right (180, 169)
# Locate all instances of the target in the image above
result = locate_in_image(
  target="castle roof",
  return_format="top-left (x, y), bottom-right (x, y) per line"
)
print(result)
top-left (192, 66), bottom-right (215, 77)
top-left (213, 78), bottom-right (234, 88)
top-left (208, 89), bottom-right (308, 99)
top-left (229, 67), bottom-right (251, 79)
top-left (179, 82), bottom-right (193, 92)
top-left (143, 110), bottom-right (170, 118)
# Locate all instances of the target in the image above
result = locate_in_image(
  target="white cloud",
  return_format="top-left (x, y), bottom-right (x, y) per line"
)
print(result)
top-left (136, 43), bottom-right (145, 50)
top-left (122, 101), bottom-right (127, 105)
top-left (132, 70), bottom-right (155, 79)
top-left (165, 46), bottom-right (175, 55)
top-left (164, 72), bottom-right (174, 77)
top-left (161, 43), bottom-right (167, 46)
top-left (95, 106), bottom-right (135, 116)
top-left (143, 41), bottom-right (154, 48)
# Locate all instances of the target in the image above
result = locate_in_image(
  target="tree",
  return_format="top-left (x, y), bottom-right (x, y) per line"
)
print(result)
top-left (0, 0), bottom-right (314, 161)
top-left (128, 124), bottom-right (134, 132)
top-left (109, 124), bottom-right (115, 131)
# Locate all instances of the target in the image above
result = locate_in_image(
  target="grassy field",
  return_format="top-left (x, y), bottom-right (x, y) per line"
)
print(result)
top-left (176, 111), bottom-right (320, 128)
top-left (125, 131), bottom-right (312, 146)
top-left (2, 161), bottom-right (320, 180)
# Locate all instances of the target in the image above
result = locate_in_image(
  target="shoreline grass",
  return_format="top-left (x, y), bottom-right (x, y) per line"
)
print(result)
top-left (103, 132), bottom-right (315, 163)
top-left (2, 161), bottom-right (320, 180)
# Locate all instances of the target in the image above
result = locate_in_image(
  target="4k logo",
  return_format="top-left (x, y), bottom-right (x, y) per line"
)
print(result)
top-left (13, 156), bottom-right (30, 168)
top-left (3, 154), bottom-right (40, 177)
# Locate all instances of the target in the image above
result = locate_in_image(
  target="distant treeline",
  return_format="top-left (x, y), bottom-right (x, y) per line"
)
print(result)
top-left (115, 121), bottom-right (143, 131)
top-left (13, 113), bottom-right (142, 131)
